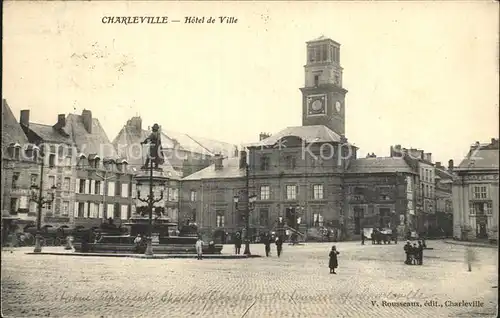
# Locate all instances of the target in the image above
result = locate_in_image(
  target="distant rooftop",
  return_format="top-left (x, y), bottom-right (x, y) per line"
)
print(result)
top-left (456, 139), bottom-right (499, 171)
top-left (248, 125), bottom-right (346, 148)
top-left (346, 157), bottom-right (414, 174)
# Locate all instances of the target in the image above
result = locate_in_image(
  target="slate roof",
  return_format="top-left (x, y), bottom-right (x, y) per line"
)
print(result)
top-left (113, 125), bottom-right (237, 158)
top-left (346, 157), bottom-right (414, 174)
top-left (249, 125), bottom-right (343, 148)
top-left (28, 123), bottom-right (73, 144)
top-left (435, 167), bottom-right (454, 181)
top-left (64, 114), bottom-right (118, 158)
top-left (1, 99), bottom-right (29, 155)
top-left (182, 157), bottom-right (244, 181)
top-left (456, 147), bottom-right (499, 171)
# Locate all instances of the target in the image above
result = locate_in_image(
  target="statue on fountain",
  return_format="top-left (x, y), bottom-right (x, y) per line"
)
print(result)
top-left (141, 123), bottom-right (164, 169)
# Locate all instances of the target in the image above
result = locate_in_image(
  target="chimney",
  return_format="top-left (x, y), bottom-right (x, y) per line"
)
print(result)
top-left (53, 114), bottom-right (66, 130)
top-left (448, 159), bottom-right (454, 172)
top-left (82, 109), bottom-right (92, 134)
top-left (128, 116), bottom-right (142, 132)
top-left (239, 150), bottom-right (247, 169)
top-left (424, 152), bottom-right (432, 162)
top-left (20, 110), bottom-right (30, 127)
top-left (259, 132), bottom-right (270, 141)
top-left (435, 162), bottom-right (442, 169)
top-left (213, 154), bottom-right (223, 170)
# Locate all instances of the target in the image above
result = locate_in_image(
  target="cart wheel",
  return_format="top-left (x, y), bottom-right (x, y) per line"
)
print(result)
top-left (40, 237), bottom-right (46, 247)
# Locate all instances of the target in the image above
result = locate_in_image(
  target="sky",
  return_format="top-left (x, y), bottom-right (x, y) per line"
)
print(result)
top-left (3, 1), bottom-right (499, 165)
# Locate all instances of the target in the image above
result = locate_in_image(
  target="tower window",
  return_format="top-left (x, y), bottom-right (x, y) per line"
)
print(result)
top-left (308, 49), bottom-right (315, 62)
top-left (315, 48), bottom-right (321, 62)
top-left (314, 75), bottom-right (319, 86)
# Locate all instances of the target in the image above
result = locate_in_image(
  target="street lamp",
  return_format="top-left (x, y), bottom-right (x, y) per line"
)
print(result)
top-left (233, 192), bottom-right (256, 255)
top-left (30, 183), bottom-right (57, 253)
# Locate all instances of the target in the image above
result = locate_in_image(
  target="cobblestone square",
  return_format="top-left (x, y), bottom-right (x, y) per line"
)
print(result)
top-left (1, 241), bottom-right (497, 317)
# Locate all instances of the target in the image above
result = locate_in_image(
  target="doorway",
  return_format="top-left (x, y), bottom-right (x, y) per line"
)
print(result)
top-left (354, 207), bottom-right (364, 235)
top-left (476, 218), bottom-right (488, 239)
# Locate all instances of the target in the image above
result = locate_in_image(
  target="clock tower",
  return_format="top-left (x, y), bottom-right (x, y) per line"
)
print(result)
top-left (300, 36), bottom-right (347, 136)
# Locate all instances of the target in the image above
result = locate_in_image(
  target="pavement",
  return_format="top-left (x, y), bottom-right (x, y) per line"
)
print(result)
top-left (23, 249), bottom-right (258, 259)
top-left (1, 241), bottom-right (498, 318)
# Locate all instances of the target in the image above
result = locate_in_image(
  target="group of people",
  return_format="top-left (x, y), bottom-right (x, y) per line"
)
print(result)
top-left (404, 240), bottom-right (425, 265)
top-left (361, 228), bottom-right (398, 245)
top-left (261, 233), bottom-right (284, 257)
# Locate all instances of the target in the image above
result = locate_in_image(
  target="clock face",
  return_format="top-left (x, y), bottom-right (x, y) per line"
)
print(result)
top-left (311, 100), bottom-right (323, 111)
top-left (335, 101), bottom-right (342, 112)
top-left (307, 94), bottom-right (327, 116)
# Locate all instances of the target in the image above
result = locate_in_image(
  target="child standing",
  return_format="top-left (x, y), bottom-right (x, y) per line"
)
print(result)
top-left (329, 245), bottom-right (340, 274)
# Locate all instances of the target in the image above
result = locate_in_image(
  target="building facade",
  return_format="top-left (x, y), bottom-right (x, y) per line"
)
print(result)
top-left (344, 157), bottom-right (417, 237)
top-left (390, 145), bottom-right (439, 234)
top-left (452, 139), bottom-right (499, 241)
top-left (62, 110), bottom-right (137, 228)
top-left (180, 37), bottom-right (419, 240)
top-left (19, 109), bottom-right (77, 228)
top-left (2, 100), bottom-right (41, 241)
top-left (434, 162), bottom-right (453, 237)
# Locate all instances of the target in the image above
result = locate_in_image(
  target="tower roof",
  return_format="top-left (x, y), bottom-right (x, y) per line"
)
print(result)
top-left (307, 35), bottom-right (340, 46)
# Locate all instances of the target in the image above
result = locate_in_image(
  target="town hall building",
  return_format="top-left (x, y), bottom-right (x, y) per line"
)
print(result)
top-left (180, 36), bottom-right (418, 241)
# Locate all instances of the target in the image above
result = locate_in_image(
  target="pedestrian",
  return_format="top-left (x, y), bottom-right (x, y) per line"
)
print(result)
top-left (412, 243), bottom-right (418, 265)
top-left (404, 241), bottom-right (412, 265)
top-left (275, 236), bottom-right (283, 257)
top-left (417, 241), bottom-right (424, 265)
top-left (465, 247), bottom-right (476, 272)
top-left (133, 234), bottom-right (142, 253)
top-left (361, 231), bottom-right (365, 245)
top-left (371, 228), bottom-right (376, 245)
top-left (195, 236), bottom-right (203, 260)
top-left (263, 233), bottom-right (271, 257)
top-left (234, 232), bottom-right (241, 255)
top-left (329, 245), bottom-right (340, 274)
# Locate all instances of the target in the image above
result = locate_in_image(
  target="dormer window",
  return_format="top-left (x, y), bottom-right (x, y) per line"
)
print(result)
top-left (119, 159), bottom-right (128, 172)
top-left (8, 143), bottom-right (22, 159)
top-left (103, 159), bottom-right (114, 171)
top-left (77, 153), bottom-right (86, 168)
top-left (24, 144), bottom-right (39, 161)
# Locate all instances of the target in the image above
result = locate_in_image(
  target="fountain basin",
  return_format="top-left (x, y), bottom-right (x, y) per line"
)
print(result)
top-left (73, 235), bottom-right (223, 254)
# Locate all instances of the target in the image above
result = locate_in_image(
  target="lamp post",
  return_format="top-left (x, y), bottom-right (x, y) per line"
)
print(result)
top-left (136, 159), bottom-right (164, 256)
top-left (30, 152), bottom-right (57, 253)
top-left (233, 163), bottom-right (257, 256)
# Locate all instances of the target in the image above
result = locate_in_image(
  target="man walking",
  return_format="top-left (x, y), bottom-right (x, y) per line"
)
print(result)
top-left (263, 233), bottom-right (271, 257)
top-left (404, 241), bottom-right (412, 265)
top-left (361, 231), bottom-right (365, 245)
top-left (417, 241), bottom-right (424, 265)
top-left (275, 236), bottom-right (283, 257)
